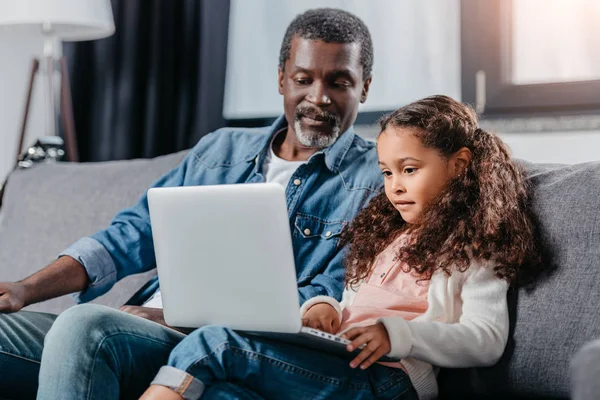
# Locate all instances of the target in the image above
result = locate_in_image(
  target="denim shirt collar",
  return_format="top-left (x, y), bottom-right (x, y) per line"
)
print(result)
top-left (253, 115), bottom-right (356, 174)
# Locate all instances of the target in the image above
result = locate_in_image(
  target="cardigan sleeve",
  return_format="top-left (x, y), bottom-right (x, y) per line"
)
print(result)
top-left (379, 261), bottom-right (509, 368)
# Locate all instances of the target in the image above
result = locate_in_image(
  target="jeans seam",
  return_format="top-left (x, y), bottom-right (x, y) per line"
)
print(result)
top-left (187, 341), bottom-right (229, 372)
top-left (86, 331), bottom-right (178, 399)
top-left (0, 349), bottom-right (41, 365)
top-left (104, 339), bottom-right (121, 380)
top-left (232, 347), bottom-right (340, 386)
top-left (234, 349), bottom-right (344, 386)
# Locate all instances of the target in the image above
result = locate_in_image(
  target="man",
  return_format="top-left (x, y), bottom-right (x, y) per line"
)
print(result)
top-left (0, 8), bottom-right (381, 399)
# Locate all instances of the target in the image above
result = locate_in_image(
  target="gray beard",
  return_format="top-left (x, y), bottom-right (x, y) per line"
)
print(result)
top-left (294, 120), bottom-right (341, 149)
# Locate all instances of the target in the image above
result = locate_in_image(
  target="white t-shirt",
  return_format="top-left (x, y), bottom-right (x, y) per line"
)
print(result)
top-left (143, 132), bottom-right (305, 309)
top-left (262, 139), bottom-right (306, 188)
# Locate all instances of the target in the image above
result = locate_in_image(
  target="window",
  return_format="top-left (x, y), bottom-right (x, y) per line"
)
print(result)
top-left (461, 0), bottom-right (600, 116)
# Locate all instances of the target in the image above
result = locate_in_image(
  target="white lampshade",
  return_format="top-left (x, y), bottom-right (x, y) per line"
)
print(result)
top-left (0, 0), bottom-right (114, 41)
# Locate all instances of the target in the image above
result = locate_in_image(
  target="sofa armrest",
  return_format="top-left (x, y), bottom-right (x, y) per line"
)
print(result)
top-left (571, 338), bottom-right (600, 400)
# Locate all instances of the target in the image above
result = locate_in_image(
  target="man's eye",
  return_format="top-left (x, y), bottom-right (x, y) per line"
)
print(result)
top-left (295, 78), bottom-right (310, 85)
top-left (334, 81), bottom-right (351, 88)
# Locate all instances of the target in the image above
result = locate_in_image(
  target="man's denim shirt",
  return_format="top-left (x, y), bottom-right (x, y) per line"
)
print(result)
top-left (60, 116), bottom-right (383, 305)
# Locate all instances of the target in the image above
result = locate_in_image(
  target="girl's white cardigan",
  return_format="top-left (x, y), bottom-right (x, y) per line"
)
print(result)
top-left (300, 259), bottom-right (509, 400)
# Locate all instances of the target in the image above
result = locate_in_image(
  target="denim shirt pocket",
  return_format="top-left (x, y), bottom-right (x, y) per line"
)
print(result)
top-left (293, 213), bottom-right (346, 240)
top-left (292, 213), bottom-right (347, 284)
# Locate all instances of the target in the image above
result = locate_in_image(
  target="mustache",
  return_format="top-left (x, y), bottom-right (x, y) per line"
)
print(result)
top-left (295, 106), bottom-right (340, 126)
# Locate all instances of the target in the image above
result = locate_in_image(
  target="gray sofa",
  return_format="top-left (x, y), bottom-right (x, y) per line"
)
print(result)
top-left (0, 151), bottom-right (598, 399)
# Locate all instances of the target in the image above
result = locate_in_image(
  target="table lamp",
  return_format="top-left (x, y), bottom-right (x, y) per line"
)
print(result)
top-left (0, 0), bottom-right (115, 163)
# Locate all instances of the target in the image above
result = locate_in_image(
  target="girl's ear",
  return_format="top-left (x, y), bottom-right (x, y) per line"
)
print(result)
top-left (452, 147), bottom-right (472, 176)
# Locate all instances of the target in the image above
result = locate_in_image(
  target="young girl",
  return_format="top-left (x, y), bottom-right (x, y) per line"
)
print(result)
top-left (139, 95), bottom-right (541, 400)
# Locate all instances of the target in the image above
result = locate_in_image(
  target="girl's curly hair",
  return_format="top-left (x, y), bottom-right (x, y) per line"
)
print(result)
top-left (341, 95), bottom-right (541, 287)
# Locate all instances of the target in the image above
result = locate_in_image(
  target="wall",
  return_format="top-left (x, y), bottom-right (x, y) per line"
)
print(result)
top-left (0, 2), bottom-right (598, 177)
top-left (355, 126), bottom-right (600, 164)
top-left (498, 131), bottom-right (600, 164)
top-left (227, 0), bottom-right (600, 165)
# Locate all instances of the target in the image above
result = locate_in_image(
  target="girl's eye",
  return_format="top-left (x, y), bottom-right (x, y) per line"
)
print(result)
top-left (381, 170), bottom-right (392, 177)
top-left (404, 167), bottom-right (417, 174)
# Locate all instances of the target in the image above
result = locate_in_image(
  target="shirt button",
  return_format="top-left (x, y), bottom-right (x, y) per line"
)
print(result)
top-left (293, 179), bottom-right (302, 186)
top-left (303, 228), bottom-right (311, 235)
top-left (324, 231), bottom-right (332, 237)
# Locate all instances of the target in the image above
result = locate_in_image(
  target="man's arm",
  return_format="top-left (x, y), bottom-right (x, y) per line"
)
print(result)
top-left (0, 131), bottom-right (224, 312)
top-left (0, 256), bottom-right (88, 313)
top-left (65, 140), bottom-right (207, 304)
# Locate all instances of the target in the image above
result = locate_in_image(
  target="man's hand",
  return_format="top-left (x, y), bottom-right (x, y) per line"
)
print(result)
top-left (119, 306), bottom-right (168, 326)
top-left (120, 306), bottom-right (192, 334)
top-left (0, 282), bottom-right (27, 313)
top-left (342, 323), bottom-right (392, 369)
top-left (301, 303), bottom-right (340, 334)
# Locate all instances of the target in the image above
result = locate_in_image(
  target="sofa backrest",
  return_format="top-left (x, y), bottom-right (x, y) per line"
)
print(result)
top-left (439, 160), bottom-right (600, 399)
top-left (1, 152), bottom-right (598, 398)
top-left (0, 150), bottom-right (187, 315)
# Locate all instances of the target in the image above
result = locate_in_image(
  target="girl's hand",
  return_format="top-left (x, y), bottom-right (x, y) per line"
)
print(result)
top-left (301, 303), bottom-right (340, 334)
top-left (341, 323), bottom-right (392, 369)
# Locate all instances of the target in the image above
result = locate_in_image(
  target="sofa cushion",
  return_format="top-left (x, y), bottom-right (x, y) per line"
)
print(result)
top-left (438, 161), bottom-right (600, 399)
top-left (0, 150), bottom-right (187, 315)
top-left (570, 339), bottom-right (600, 400)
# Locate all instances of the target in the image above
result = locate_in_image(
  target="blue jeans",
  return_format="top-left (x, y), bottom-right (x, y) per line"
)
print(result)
top-left (0, 304), bottom-right (186, 399)
top-left (154, 326), bottom-right (418, 400)
top-left (0, 310), bottom-right (55, 399)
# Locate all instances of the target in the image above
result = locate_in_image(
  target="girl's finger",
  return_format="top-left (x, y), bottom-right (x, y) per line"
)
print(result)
top-left (343, 327), bottom-right (366, 341)
top-left (347, 332), bottom-right (373, 352)
top-left (349, 346), bottom-right (374, 369)
top-left (359, 347), bottom-right (388, 370)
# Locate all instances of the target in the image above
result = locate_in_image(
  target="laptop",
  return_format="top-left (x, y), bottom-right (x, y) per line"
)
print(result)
top-left (147, 183), bottom-right (399, 362)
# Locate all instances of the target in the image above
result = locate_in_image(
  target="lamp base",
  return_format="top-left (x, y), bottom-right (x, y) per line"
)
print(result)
top-left (17, 136), bottom-right (66, 169)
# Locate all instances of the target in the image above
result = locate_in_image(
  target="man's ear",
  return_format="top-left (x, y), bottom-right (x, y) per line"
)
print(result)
top-left (360, 76), bottom-right (372, 103)
top-left (453, 147), bottom-right (472, 175)
top-left (278, 67), bottom-right (284, 95)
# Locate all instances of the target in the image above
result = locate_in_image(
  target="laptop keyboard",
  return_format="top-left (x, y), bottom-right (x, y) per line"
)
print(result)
top-left (301, 327), bottom-right (364, 348)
